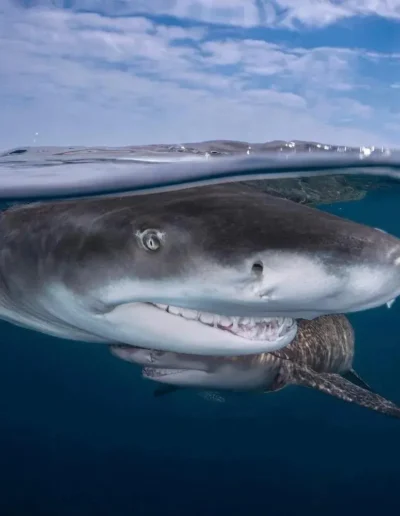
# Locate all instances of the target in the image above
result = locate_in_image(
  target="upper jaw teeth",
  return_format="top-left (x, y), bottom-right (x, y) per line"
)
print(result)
top-left (152, 303), bottom-right (295, 341)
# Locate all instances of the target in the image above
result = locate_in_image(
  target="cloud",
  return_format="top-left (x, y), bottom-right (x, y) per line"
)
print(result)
top-left (13, 0), bottom-right (400, 28)
top-left (1, 0), bottom-right (400, 149)
top-left (12, 0), bottom-right (261, 27)
top-left (274, 0), bottom-right (400, 28)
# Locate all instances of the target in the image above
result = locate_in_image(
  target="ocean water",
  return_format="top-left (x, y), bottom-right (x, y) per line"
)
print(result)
top-left (0, 148), bottom-right (400, 515)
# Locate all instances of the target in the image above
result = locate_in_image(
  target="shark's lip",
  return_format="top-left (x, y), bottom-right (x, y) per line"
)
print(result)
top-left (148, 302), bottom-right (296, 342)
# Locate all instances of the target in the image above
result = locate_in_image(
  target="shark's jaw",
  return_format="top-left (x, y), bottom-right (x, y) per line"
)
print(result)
top-left (142, 367), bottom-right (206, 387)
top-left (150, 303), bottom-right (295, 342)
top-left (96, 301), bottom-right (298, 355)
top-left (140, 365), bottom-right (270, 390)
top-left (1, 282), bottom-right (297, 356)
top-left (143, 367), bottom-right (189, 379)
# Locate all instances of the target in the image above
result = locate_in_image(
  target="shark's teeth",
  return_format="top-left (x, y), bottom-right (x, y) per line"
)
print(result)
top-left (199, 312), bottom-right (214, 325)
top-left (180, 309), bottom-right (198, 320)
top-left (167, 305), bottom-right (180, 315)
top-left (152, 303), bottom-right (295, 342)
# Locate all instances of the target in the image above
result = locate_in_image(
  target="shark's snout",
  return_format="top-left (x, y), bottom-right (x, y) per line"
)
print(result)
top-left (240, 224), bottom-right (400, 318)
top-left (339, 233), bottom-right (400, 313)
top-left (385, 241), bottom-right (400, 268)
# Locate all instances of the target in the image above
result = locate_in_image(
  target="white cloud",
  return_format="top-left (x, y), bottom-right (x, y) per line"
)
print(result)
top-left (275, 0), bottom-right (400, 28)
top-left (12, 0), bottom-right (400, 28)
top-left (11, 0), bottom-right (261, 27)
top-left (1, 1), bottom-right (400, 149)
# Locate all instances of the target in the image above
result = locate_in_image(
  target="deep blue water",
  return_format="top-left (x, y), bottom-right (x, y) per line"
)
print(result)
top-left (1, 187), bottom-right (400, 515)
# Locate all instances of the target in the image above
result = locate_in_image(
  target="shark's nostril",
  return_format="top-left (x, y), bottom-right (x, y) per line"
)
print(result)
top-left (252, 261), bottom-right (264, 276)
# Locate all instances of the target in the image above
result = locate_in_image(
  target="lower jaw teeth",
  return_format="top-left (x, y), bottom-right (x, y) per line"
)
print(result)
top-left (153, 303), bottom-right (292, 341)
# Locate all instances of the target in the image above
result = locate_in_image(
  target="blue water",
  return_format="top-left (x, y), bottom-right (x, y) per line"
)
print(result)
top-left (0, 188), bottom-right (400, 515)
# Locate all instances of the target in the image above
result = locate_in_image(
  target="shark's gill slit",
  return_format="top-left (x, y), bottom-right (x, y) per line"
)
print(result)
top-left (151, 303), bottom-right (295, 342)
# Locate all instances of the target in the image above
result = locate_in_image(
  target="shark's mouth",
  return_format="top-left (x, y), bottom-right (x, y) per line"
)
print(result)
top-left (151, 303), bottom-right (296, 342)
top-left (142, 367), bottom-right (185, 379)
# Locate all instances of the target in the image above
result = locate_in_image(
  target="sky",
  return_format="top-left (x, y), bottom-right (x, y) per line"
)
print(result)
top-left (1, 0), bottom-right (400, 149)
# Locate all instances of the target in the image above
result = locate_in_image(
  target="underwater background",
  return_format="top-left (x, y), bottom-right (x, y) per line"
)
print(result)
top-left (0, 181), bottom-right (399, 516)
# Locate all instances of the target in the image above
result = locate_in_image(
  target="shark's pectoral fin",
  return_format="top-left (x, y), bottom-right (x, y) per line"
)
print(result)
top-left (290, 365), bottom-right (400, 419)
top-left (343, 368), bottom-right (373, 392)
top-left (153, 385), bottom-right (181, 398)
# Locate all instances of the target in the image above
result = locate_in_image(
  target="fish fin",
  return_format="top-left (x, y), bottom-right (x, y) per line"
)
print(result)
top-left (153, 385), bottom-right (181, 398)
top-left (290, 365), bottom-right (400, 419)
top-left (343, 368), bottom-right (373, 392)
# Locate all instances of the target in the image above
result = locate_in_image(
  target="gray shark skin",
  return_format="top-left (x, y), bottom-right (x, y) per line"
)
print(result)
top-left (1, 183), bottom-right (400, 355)
top-left (111, 315), bottom-right (400, 419)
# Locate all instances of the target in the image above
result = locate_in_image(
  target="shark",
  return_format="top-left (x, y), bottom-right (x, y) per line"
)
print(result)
top-left (111, 315), bottom-right (400, 419)
top-left (0, 184), bottom-right (400, 355)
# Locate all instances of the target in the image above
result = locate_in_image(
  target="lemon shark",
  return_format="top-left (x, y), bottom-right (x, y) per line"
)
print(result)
top-left (0, 184), bottom-right (400, 355)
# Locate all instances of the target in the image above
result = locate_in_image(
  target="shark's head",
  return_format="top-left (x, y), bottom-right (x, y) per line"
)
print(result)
top-left (5, 184), bottom-right (400, 355)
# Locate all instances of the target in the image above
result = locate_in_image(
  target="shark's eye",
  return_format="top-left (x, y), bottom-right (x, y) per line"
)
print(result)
top-left (136, 229), bottom-right (164, 252)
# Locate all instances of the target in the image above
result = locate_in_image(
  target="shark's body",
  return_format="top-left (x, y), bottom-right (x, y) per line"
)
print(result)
top-left (111, 315), bottom-right (400, 419)
top-left (1, 184), bottom-right (400, 355)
